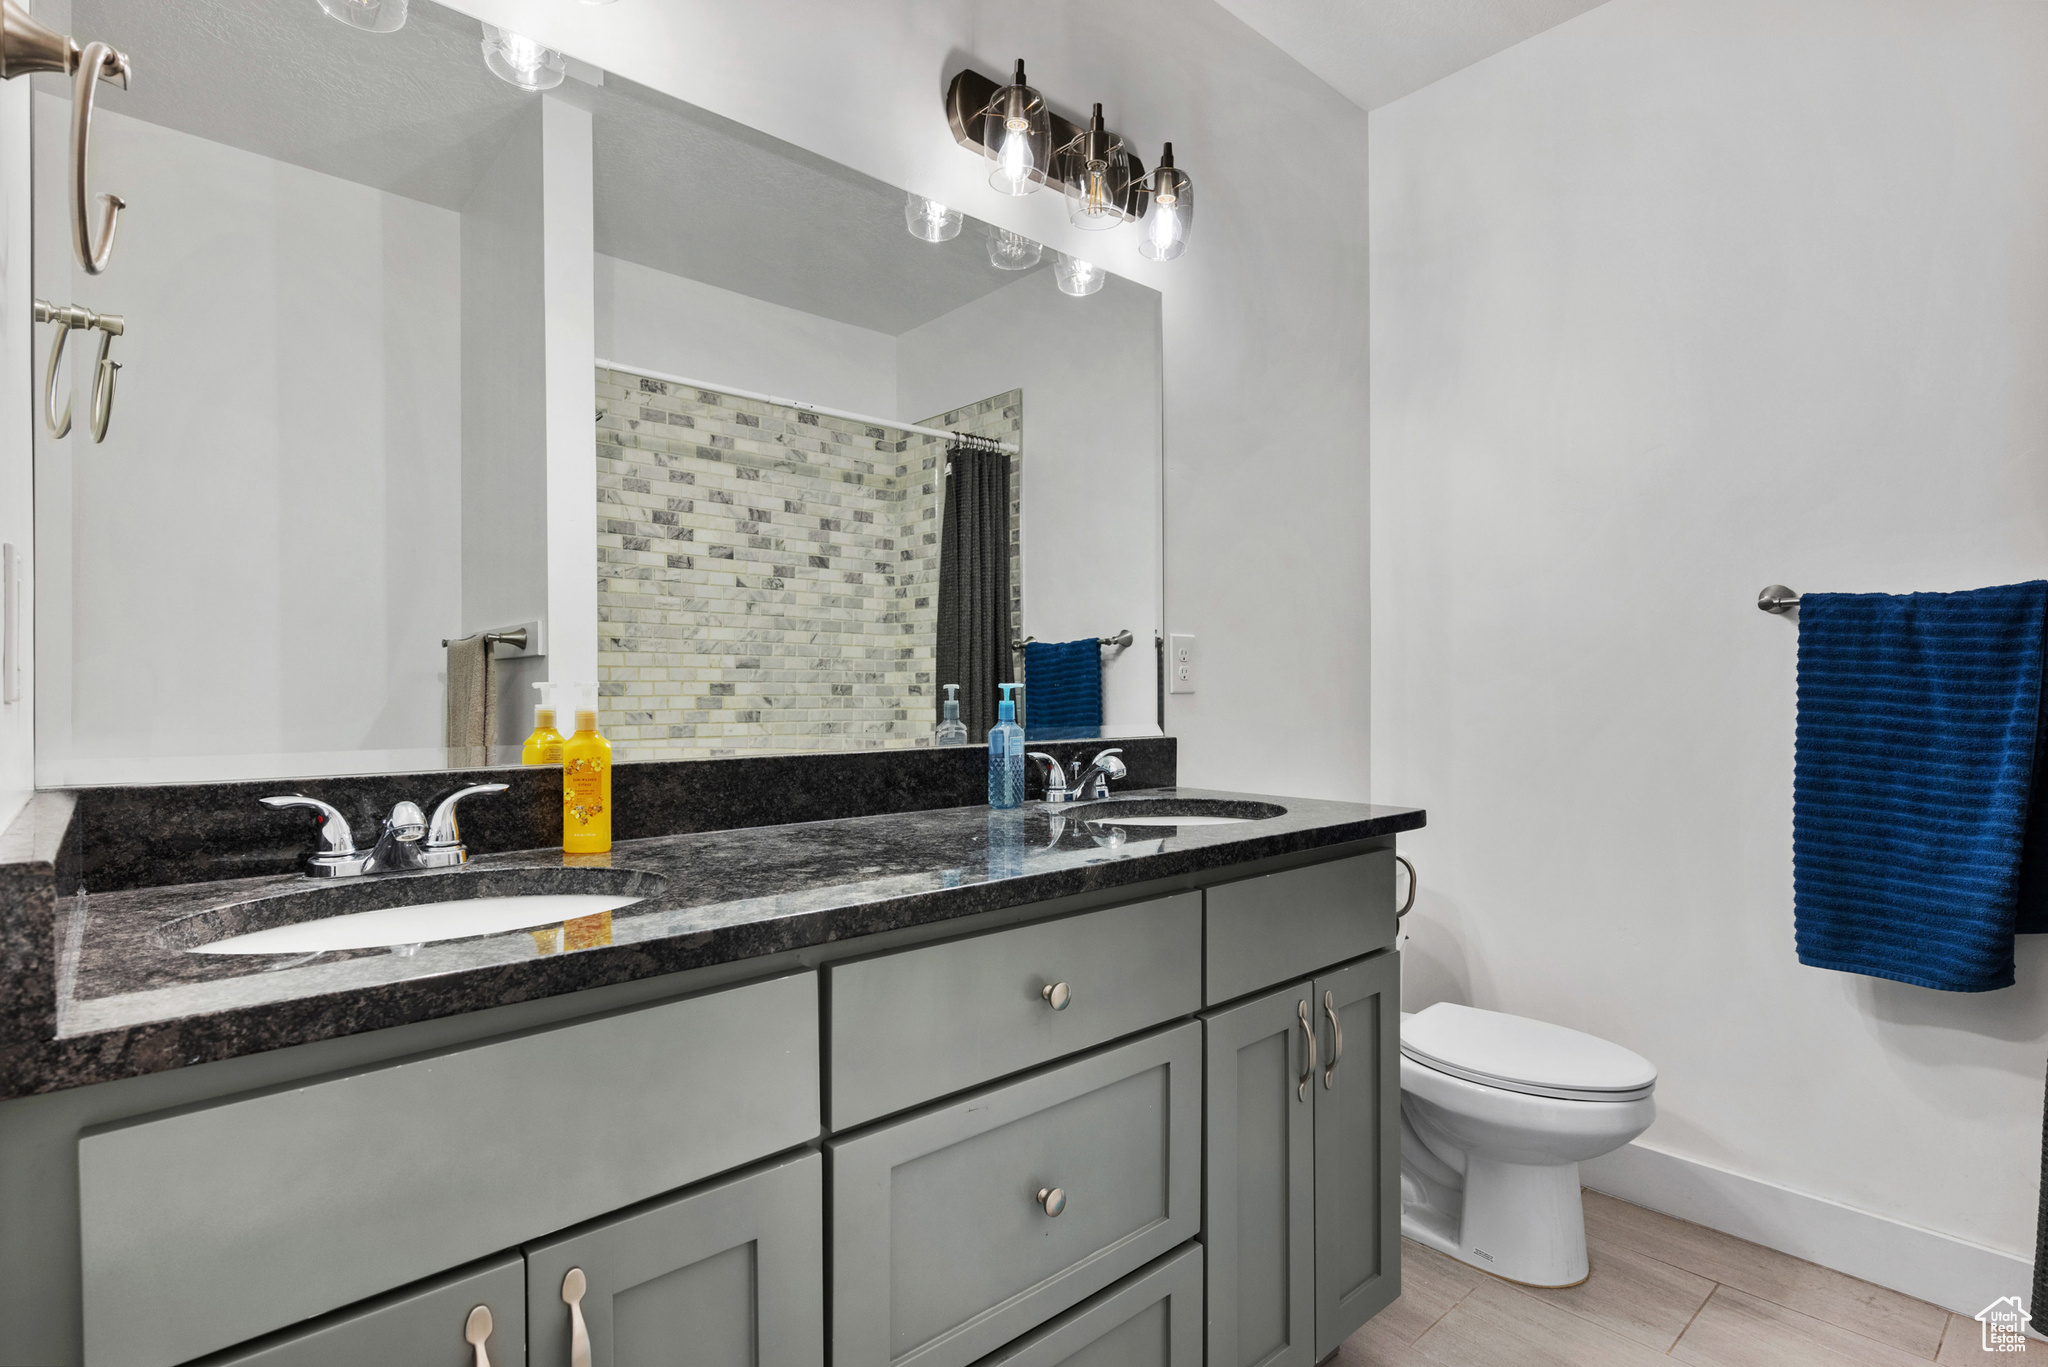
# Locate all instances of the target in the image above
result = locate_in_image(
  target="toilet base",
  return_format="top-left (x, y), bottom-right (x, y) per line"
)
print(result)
top-left (1400, 1150), bottom-right (1592, 1288)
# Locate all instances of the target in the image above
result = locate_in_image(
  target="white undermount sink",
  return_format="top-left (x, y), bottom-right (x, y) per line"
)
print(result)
top-left (193, 893), bottom-right (647, 955)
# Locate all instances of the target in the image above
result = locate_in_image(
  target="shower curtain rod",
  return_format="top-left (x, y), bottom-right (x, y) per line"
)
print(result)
top-left (596, 358), bottom-right (1020, 454)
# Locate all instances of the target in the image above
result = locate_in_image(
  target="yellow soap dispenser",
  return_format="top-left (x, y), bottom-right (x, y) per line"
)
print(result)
top-left (522, 682), bottom-right (566, 765)
top-left (561, 685), bottom-right (612, 854)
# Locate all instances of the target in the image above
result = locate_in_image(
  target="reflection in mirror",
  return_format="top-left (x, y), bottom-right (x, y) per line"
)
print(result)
top-left (33, 0), bottom-right (1163, 786)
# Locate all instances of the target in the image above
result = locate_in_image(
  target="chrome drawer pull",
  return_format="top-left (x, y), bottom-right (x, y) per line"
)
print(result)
top-left (1041, 981), bottom-right (1072, 1011)
top-left (1323, 990), bottom-right (1343, 1089)
top-left (1297, 1000), bottom-right (1317, 1101)
top-left (1395, 854), bottom-right (1418, 918)
top-left (1036, 1186), bottom-right (1067, 1217)
top-left (563, 1267), bottom-right (591, 1367)
top-left (464, 1305), bottom-right (494, 1367)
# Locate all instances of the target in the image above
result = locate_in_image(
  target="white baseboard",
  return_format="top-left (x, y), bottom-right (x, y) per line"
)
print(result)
top-left (1580, 1141), bottom-right (2035, 1327)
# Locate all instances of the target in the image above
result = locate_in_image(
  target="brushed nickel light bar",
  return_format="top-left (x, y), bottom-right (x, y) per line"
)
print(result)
top-left (945, 64), bottom-right (1148, 222)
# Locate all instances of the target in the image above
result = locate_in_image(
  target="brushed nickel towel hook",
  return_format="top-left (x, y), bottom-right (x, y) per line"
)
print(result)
top-left (35, 299), bottom-right (124, 442)
top-left (0, 4), bottom-right (130, 274)
top-left (1758, 584), bottom-right (1801, 614)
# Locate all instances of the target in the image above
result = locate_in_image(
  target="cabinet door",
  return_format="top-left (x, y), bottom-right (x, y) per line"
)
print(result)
top-left (968, 1243), bottom-right (1203, 1367)
top-left (1202, 982), bottom-right (1316, 1367)
top-left (523, 1151), bottom-right (823, 1367)
top-left (1313, 952), bottom-right (1402, 1356)
top-left (200, 1255), bottom-right (524, 1367)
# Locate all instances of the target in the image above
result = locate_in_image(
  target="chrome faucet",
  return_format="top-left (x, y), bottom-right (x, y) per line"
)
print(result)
top-left (260, 784), bottom-right (507, 877)
top-left (1028, 748), bottom-right (1127, 805)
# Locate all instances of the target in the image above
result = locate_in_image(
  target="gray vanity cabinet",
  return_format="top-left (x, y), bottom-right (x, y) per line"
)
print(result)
top-left (1201, 951), bottom-right (1400, 1367)
top-left (523, 1150), bottom-right (824, 1367)
top-left (199, 1254), bottom-right (526, 1367)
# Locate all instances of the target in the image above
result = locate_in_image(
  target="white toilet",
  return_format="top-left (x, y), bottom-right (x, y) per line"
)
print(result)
top-left (1399, 1002), bottom-right (1656, 1287)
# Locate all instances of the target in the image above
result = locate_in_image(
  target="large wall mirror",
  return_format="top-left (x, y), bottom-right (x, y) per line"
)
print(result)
top-left (31, 0), bottom-right (1164, 785)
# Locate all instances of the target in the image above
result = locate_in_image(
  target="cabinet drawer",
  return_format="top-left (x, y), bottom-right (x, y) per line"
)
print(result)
top-left (1205, 852), bottom-right (1394, 1004)
top-left (198, 1254), bottom-right (525, 1367)
top-left (827, 894), bottom-right (1200, 1128)
top-left (80, 973), bottom-right (819, 1367)
top-left (830, 1022), bottom-right (1201, 1367)
top-left (969, 1243), bottom-right (1203, 1367)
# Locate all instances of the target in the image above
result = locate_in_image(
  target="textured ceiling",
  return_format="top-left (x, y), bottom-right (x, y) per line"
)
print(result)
top-left (74, 0), bottom-right (1052, 334)
top-left (1210, 0), bottom-right (1613, 111)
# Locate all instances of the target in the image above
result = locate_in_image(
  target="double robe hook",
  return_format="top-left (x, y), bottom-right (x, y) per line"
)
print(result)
top-left (0, 1), bottom-right (129, 274)
top-left (35, 300), bottom-right (121, 442)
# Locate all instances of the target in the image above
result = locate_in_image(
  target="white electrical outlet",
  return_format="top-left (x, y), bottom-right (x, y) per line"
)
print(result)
top-left (1168, 633), bottom-right (1196, 694)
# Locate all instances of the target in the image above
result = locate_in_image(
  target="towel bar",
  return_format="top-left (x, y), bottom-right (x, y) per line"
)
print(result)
top-left (1758, 585), bottom-right (1801, 614)
top-left (442, 620), bottom-right (545, 657)
top-left (1012, 630), bottom-right (1134, 653)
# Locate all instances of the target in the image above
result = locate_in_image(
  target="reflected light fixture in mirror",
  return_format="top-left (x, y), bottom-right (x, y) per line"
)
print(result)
top-left (905, 192), bottom-right (963, 243)
top-left (316, 0), bottom-right (405, 32)
top-left (1063, 104), bottom-right (1130, 231)
top-left (986, 226), bottom-right (1044, 270)
top-left (1138, 143), bottom-right (1194, 261)
top-left (1054, 253), bottom-right (1104, 296)
top-left (983, 60), bottom-right (1050, 195)
top-left (481, 24), bottom-right (566, 90)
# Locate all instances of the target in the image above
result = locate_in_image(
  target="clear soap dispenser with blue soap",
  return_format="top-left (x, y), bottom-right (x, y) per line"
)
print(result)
top-left (987, 682), bottom-right (1025, 808)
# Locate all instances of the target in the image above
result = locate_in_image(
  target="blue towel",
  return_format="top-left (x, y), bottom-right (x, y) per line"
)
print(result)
top-left (1793, 582), bottom-right (2048, 992)
top-left (1023, 638), bottom-right (1103, 741)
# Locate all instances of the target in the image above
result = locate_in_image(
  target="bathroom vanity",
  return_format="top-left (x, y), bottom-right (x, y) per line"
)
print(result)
top-left (0, 753), bottom-right (1422, 1367)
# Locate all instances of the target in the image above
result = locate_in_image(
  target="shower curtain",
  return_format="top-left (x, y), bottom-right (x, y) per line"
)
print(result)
top-left (935, 442), bottom-right (1012, 740)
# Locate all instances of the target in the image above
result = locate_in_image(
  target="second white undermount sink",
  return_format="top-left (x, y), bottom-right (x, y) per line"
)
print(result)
top-left (193, 893), bottom-right (647, 955)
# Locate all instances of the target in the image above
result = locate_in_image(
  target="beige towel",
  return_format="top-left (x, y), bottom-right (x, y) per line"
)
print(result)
top-left (446, 634), bottom-right (497, 768)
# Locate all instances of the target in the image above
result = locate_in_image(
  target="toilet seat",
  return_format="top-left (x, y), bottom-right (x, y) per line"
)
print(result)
top-left (1402, 1003), bottom-right (1656, 1104)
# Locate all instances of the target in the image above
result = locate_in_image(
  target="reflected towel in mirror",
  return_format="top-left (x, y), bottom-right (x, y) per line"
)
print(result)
top-left (445, 634), bottom-right (496, 768)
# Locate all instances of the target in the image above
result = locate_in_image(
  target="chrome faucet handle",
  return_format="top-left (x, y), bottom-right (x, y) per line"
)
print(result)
top-left (259, 795), bottom-right (356, 856)
top-left (1027, 753), bottom-right (1068, 798)
top-left (1074, 749), bottom-right (1127, 799)
top-left (426, 783), bottom-right (508, 851)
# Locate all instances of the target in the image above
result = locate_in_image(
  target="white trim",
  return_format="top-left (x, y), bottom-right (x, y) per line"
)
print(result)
top-left (1581, 1141), bottom-right (2037, 1328)
top-left (596, 358), bottom-right (1021, 454)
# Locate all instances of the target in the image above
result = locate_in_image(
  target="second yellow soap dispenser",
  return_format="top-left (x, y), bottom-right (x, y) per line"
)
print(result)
top-left (561, 684), bottom-right (612, 854)
top-left (522, 682), bottom-right (566, 765)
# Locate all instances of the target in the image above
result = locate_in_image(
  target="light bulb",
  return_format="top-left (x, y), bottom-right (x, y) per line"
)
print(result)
top-left (317, 0), bottom-right (405, 33)
top-left (905, 192), bottom-right (963, 243)
top-left (481, 23), bottom-right (566, 91)
top-left (1054, 253), bottom-right (1103, 297)
top-left (986, 226), bottom-right (1044, 271)
top-left (982, 60), bottom-right (1049, 196)
top-left (1062, 105), bottom-right (1130, 231)
top-left (1137, 144), bottom-right (1193, 261)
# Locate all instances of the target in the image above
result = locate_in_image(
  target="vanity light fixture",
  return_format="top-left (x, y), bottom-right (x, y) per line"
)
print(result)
top-left (980, 60), bottom-right (1050, 196)
top-left (1061, 104), bottom-right (1129, 232)
top-left (480, 23), bottom-right (565, 91)
top-left (316, 0), bottom-right (405, 32)
top-left (1136, 142), bottom-right (1193, 261)
top-left (1053, 253), bottom-right (1103, 296)
top-left (986, 226), bottom-right (1044, 271)
top-left (905, 192), bottom-right (963, 243)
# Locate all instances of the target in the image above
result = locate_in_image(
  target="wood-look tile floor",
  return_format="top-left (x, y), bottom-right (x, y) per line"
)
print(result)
top-left (1335, 1190), bottom-right (2000, 1366)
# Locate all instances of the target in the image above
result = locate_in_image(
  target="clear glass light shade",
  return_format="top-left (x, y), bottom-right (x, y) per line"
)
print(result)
top-left (1053, 254), bottom-right (1104, 297)
top-left (1063, 134), bottom-right (1131, 231)
top-left (982, 71), bottom-right (1050, 196)
top-left (317, 0), bottom-right (405, 32)
top-left (481, 24), bottom-right (566, 91)
top-left (986, 226), bottom-right (1044, 271)
top-left (905, 193), bottom-right (963, 243)
top-left (1138, 165), bottom-right (1194, 261)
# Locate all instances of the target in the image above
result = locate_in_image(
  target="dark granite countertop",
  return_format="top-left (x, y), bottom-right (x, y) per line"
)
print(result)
top-left (8, 787), bottom-right (1422, 1096)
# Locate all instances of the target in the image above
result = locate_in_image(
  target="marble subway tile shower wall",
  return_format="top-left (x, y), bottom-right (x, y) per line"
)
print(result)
top-left (595, 368), bottom-right (1021, 758)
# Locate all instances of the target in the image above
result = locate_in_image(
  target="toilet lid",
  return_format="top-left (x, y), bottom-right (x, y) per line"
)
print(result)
top-left (1401, 1003), bottom-right (1657, 1103)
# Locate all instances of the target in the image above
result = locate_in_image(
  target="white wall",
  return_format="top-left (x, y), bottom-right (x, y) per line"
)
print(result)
top-left (595, 255), bottom-right (898, 416)
top-left (898, 269), bottom-right (1164, 735)
top-left (34, 102), bottom-right (463, 784)
top-left (447, 0), bottom-right (1377, 799)
top-left (1371, 0), bottom-right (2048, 1283)
top-left (0, 75), bottom-right (29, 830)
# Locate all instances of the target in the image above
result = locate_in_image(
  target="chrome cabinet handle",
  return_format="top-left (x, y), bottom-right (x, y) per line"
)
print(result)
top-left (464, 1305), bottom-right (493, 1367)
top-left (562, 1267), bottom-right (590, 1367)
top-left (1395, 854), bottom-right (1418, 919)
top-left (1323, 990), bottom-right (1343, 1089)
top-left (1036, 1186), bottom-right (1067, 1216)
top-left (1297, 999), bottom-right (1317, 1101)
top-left (70, 40), bottom-right (126, 274)
top-left (1041, 981), bottom-right (1071, 1011)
